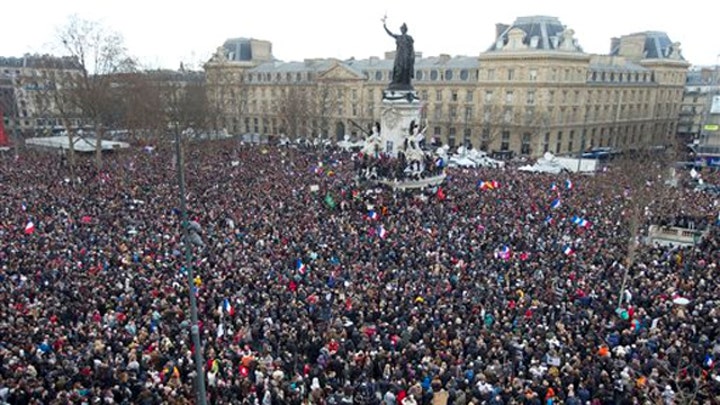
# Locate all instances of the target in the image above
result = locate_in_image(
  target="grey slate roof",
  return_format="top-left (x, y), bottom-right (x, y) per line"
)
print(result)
top-left (610, 31), bottom-right (685, 60)
top-left (487, 16), bottom-right (582, 52)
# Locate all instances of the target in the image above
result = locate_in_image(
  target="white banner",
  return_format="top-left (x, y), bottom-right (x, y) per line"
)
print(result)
top-left (711, 95), bottom-right (720, 114)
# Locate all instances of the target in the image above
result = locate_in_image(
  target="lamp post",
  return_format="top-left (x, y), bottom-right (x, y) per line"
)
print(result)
top-left (174, 127), bottom-right (208, 405)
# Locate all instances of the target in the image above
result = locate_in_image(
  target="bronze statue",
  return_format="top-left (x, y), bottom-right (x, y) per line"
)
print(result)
top-left (383, 19), bottom-right (414, 91)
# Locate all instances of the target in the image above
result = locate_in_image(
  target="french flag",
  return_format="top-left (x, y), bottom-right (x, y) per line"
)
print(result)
top-left (24, 221), bottom-right (35, 235)
top-left (495, 245), bottom-right (512, 260)
top-left (571, 216), bottom-right (591, 228)
top-left (545, 215), bottom-right (554, 224)
top-left (565, 179), bottom-right (573, 190)
top-left (367, 210), bottom-right (379, 220)
top-left (705, 354), bottom-right (714, 368)
top-left (222, 298), bottom-right (234, 316)
top-left (296, 259), bottom-right (307, 275)
top-left (563, 245), bottom-right (574, 256)
top-left (21, 202), bottom-right (27, 211)
top-left (377, 225), bottom-right (388, 239)
top-left (550, 199), bottom-right (561, 210)
top-left (550, 182), bottom-right (558, 191)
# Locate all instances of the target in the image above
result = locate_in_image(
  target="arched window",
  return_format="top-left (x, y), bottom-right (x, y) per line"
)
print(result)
top-left (445, 69), bottom-right (453, 80)
top-left (430, 70), bottom-right (439, 81)
top-left (460, 69), bottom-right (469, 81)
top-left (375, 71), bottom-right (383, 81)
top-left (416, 70), bottom-right (424, 80)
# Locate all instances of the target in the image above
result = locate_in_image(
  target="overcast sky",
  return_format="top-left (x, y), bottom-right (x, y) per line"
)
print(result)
top-left (2, 0), bottom-right (719, 70)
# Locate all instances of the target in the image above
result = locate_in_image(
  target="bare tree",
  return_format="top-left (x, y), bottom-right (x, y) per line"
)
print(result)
top-left (614, 128), bottom-right (679, 308)
top-left (308, 83), bottom-right (339, 141)
top-left (273, 86), bottom-right (313, 139)
top-left (55, 15), bottom-right (136, 169)
top-left (32, 55), bottom-right (86, 175)
top-left (111, 72), bottom-right (164, 143)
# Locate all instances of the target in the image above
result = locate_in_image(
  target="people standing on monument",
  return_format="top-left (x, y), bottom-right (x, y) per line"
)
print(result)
top-left (383, 18), bottom-right (415, 90)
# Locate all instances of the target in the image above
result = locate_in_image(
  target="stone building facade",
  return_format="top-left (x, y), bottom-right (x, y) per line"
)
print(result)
top-left (677, 66), bottom-right (720, 143)
top-left (204, 16), bottom-right (689, 157)
top-left (0, 55), bottom-right (83, 139)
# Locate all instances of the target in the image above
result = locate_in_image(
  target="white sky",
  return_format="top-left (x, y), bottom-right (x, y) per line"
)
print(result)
top-left (2, 0), bottom-right (719, 70)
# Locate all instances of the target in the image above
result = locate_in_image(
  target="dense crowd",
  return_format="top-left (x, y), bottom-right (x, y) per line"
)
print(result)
top-left (1, 140), bottom-right (719, 405)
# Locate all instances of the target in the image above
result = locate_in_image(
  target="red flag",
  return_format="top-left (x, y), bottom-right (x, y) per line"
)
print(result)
top-left (436, 187), bottom-right (446, 201)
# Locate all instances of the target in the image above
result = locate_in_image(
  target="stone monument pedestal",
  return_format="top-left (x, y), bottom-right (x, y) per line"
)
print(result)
top-left (379, 89), bottom-right (421, 157)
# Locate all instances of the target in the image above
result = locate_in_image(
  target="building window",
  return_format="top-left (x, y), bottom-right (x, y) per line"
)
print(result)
top-left (416, 70), bottom-right (424, 80)
top-left (556, 131), bottom-right (563, 153)
top-left (434, 126), bottom-right (441, 136)
top-left (501, 131), bottom-right (510, 151)
top-left (543, 132), bottom-right (550, 152)
top-left (505, 91), bottom-right (514, 104)
top-left (487, 69), bottom-right (495, 80)
top-left (526, 91), bottom-right (535, 105)
top-left (375, 71), bottom-right (383, 81)
top-left (481, 127), bottom-right (490, 150)
top-left (466, 90), bottom-right (473, 102)
top-left (529, 69), bottom-right (537, 81)
top-left (463, 127), bottom-right (472, 146)
top-left (484, 91), bottom-right (493, 103)
top-left (436, 91), bottom-right (443, 102)
top-left (460, 69), bottom-right (469, 81)
top-left (449, 106), bottom-right (457, 119)
top-left (568, 130), bottom-right (574, 152)
top-left (430, 70), bottom-right (439, 81)
top-left (420, 90), bottom-right (428, 100)
top-left (445, 70), bottom-right (453, 80)
top-left (521, 132), bottom-right (531, 155)
top-left (507, 69), bottom-right (515, 81)
top-left (464, 106), bottom-right (473, 121)
top-left (451, 91), bottom-right (458, 102)
top-left (503, 107), bottom-right (513, 123)
top-left (433, 105), bottom-right (442, 120)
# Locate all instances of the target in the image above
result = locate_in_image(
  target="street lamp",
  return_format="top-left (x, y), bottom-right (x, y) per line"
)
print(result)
top-left (174, 127), bottom-right (208, 405)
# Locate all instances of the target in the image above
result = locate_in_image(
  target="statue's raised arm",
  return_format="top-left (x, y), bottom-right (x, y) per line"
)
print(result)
top-left (383, 23), bottom-right (397, 39)
top-left (383, 21), bottom-right (415, 91)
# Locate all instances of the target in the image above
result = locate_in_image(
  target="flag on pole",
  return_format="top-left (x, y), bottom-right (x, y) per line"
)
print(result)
top-left (296, 258), bottom-right (307, 275)
top-left (562, 245), bottom-right (574, 256)
top-left (24, 221), bottom-right (35, 235)
top-left (222, 298), bottom-right (234, 316)
top-left (377, 224), bottom-right (388, 239)
top-left (565, 179), bottom-right (573, 190)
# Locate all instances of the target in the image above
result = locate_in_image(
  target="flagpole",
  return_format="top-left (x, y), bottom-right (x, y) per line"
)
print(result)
top-left (174, 127), bottom-right (208, 405)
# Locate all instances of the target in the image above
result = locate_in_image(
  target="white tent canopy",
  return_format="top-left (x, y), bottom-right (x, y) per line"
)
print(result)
top-left (25, 136), bottom-right (130, 152)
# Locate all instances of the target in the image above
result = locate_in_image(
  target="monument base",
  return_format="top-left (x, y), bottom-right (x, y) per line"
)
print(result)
top-left (379, 90), bottom-right (421, 157)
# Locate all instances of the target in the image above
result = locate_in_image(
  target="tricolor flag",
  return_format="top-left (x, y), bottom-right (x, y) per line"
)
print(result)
top-left (705, 354), bottom-right (714, 368)
top-left (565, 179), bottom-right (573, 190)
top-left (545, 215), bottom-right (554, 224)
top-left (296, 258), bottom-right (307, 275)
top-left (24, 221), bottom-right (35, 235)
top-left (21, 202), bottom-right (27, 211)
top-left (562, 245), bottom-right (574, 256)
top-left (550, 182), bottom-right (558, 191)
top-left (571, 216), bottom-right (591, 228)
top-left (367, 210), bottom-right (379, 220)
top-left (377, 224), bottom-right (388, 239)
top-left (550, 199), bottom-right (562, 210)
top-left (222, 298), bottom-right (234, 316)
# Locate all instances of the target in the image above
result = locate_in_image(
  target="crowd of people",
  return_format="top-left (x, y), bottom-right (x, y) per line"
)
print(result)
top-left (1, 139), bottom-right (719, 404)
